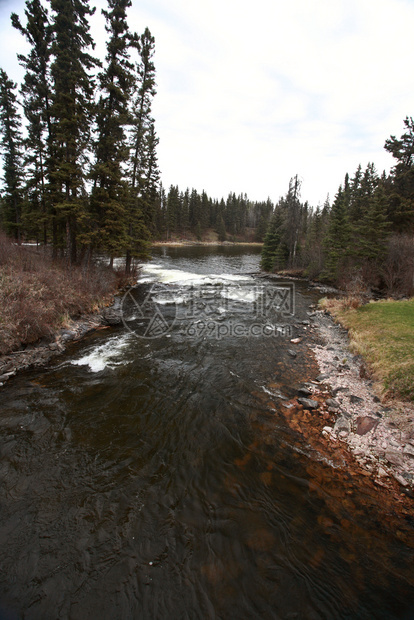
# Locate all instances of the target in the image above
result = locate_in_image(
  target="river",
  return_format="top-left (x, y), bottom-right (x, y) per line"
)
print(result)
top-left (0, 245), bottom-right (413, 619)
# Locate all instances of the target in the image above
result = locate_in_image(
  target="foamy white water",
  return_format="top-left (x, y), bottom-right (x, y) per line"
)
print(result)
top-left (71, 334), bottom-right (132, 372)
top-left (140, 263), bottom-right (254, 287)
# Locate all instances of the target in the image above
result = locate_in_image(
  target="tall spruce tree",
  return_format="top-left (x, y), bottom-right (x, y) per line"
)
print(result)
top-left (11, 0), bottom-right (53, 244)
top-left (90, 0), bottom-right (137, 264)
top-left (49, 0), bottom-right (99, 264)
top-left (260, 207), bottom-right (288, 271)
top-left (321, 175), bottom-right (351, 282)
top-left (139, 118), bottom-right (160, 234)
top-left (384, 117), bottom-right (414, 232)
top-left (0, 69), bottom-right (24, 241)
top-left (125, 26), bottom-right (157, 272)
top-left (284, 175), bottom-right (303, 266)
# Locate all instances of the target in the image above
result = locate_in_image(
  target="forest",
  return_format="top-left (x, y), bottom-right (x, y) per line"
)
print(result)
top-left (0, 0), bottom-right (413, 295)
top-left (0, 0), bottom-right (158, 272)
top-left (261, 120), bottom-right (414, 296)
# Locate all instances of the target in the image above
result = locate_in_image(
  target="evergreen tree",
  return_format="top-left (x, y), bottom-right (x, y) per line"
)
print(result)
top-left (384, 117), bottom-right (414, 232)
top-left (125, 26), bottom-right (157, 272)
top-left (49, 0), bottom-right (99, 264)
top-left (166, 185), bottom-right (180, 239)
top-left (11, 0), bottom-right (53, 244)
top-left (357, 183), bottom-right (390, 264)
top-left (139, 118), bottom-right (160, 235)
top-left (255, 199), bottom-right (273, 242)
top-left (321, 177), bottom-right (351, 282)
top-left (283, 175), bottom-right (303, 266)
top-left (217, 214), bottom-right (226, 242)
top-left (260, 208), bottom-right (287, 271)
top-left (303, 203), bottom-right (329, 278)
top-left (189, 188), bottom-right (201, 232)
top-left (0, 69), bottom-right (24, 241)
top-left (90, 0), bottom-right (136, 264)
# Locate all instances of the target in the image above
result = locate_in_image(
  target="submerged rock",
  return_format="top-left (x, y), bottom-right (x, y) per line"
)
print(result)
top-left (298, 397), bottom-right (318, 410)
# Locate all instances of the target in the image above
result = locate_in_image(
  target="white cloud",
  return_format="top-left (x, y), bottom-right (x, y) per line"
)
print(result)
top-left (1, 0), bottom-right (414, 205)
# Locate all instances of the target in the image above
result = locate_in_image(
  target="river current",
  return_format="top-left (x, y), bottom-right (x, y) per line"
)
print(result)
top-left (0, 245), bottom-right (413, 619)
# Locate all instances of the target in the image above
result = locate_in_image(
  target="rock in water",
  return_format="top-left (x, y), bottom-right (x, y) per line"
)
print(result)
top-left (298, 397), bottom-right (318, 410)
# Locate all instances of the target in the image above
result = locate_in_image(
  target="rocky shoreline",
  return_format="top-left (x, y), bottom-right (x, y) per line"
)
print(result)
top-left (288, 307), bottom-right (414, 492)
top-left (0, 297), bottom-right (123, 386)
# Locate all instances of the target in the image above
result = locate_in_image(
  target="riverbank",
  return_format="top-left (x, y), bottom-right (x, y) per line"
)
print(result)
top-left (274, 299), bottom-right (414, 495)
top-left (0, 299), bottom-right (124, 385)
top-left (0, 234), bottom-right (126, 384)
top-left (152, 240), bottom-right (263, 247)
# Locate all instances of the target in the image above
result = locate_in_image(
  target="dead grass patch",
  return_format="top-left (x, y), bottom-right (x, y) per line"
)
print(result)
top-left (0, 232), bottom-right (122, 354)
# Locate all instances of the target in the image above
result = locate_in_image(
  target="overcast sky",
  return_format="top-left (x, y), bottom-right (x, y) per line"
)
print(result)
top-left (1, 0), bottom-right (414, 206)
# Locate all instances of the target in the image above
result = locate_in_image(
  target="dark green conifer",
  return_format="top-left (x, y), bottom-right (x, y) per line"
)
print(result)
top-left (384, 117), bottom-right (414, 232)
top-left (49, 0), bottom-right (99, 263)
top-left (90, 0), bottom-right (137, 265)
top-left (0, 69), bottom-right (24, 241)
top-left (321, 177), bottom-right (351, 282)
top-left (260, 208), bottom-right (287, 271)
top-left (125, 27), bottom-right (157, 272)
top-left (11, 0), bottom-right (53, 244)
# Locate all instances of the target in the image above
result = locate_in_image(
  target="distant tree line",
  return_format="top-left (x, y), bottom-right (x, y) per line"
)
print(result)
top-left (261, 118), bottom-right (414, 296)
top-left (0, 0), bottom-right (158, 271)
top-left (154, 186), bottom-right (274, 242)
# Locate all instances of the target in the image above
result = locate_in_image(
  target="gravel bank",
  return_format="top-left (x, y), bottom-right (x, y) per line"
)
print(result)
top-left (309, 309), bottom-right (414, 490)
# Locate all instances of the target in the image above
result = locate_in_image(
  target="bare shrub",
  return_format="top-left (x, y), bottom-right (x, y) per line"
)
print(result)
top-left (0, 233), bottom-right (119, 354)
top-left (338, 268), bottom-right (371, 307)
top-left (382, 234), bottom-right (414, 297)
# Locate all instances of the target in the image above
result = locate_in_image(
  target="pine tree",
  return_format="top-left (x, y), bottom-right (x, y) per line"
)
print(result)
top-left (165, 185), bottom-right (180, 239)
top-left (284, 175), bottom-right (303, 267)
top-left (49, 0), bottom-right (99, 264)
top-left (304, 204), bottom-right (329, 278)
top-left (217, 214), bottom-right (226, 242)
top-left (189, 188), bottom-right (202, 233)
top-left (90, 0), bottom-right (137, 264)
top-left (11, 0), bottom-right (53, 244)
top-left (0, 69), bottom-right (24, 241)
top-left (125, 26), bottom-right (157, 272)
top-left (321, 177), bottom-right (351, 283)
top-left (139, 118), bottom-right (160, 235)
top-left (260, 208), bottom-right (287, 271)
top-left (384, 117), bottom-right (414, 232)
top-left (255, 198), bottom-right (273, 242)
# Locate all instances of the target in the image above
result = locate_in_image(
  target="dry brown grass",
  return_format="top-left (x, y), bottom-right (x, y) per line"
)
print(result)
top-left (0, 232), bottom-right (122, 354)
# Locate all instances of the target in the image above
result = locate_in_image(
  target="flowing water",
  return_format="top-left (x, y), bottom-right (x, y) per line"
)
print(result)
top-left (0, 245), bottom-right (413, 620)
